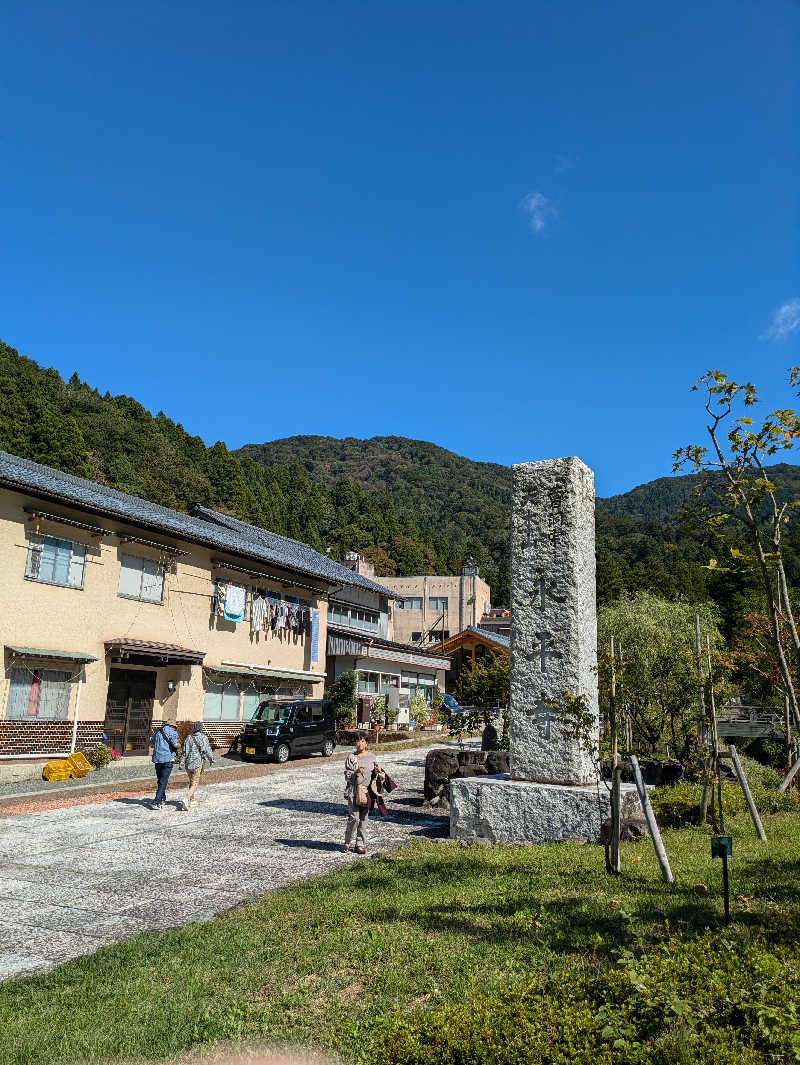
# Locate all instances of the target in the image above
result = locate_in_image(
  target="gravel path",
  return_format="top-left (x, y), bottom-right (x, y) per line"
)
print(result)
top-left (0, 745), bottom-right (447, 983)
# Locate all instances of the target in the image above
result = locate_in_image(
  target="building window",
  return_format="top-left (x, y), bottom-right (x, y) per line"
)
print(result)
top-left (329, 602), bottom-right (379, 631)
top-left (411, 631), bottom-right (423, 643)
top-left (352, 607), bottom-right (378, 631)
top-left (401, 671), bottom-right (436, 688)
top-left (203, 681), bottom-right (241, 722)
top-left (242, 687), bottom-right (274, 720)
top-left (399, 597), bottom-right (422, 611)
top-left (380, 674), bottom-right (400, 693)
top-left (25, 534), bottom-right (86, 589)
top-left (118, 554), bottom-right (164, 603)
top-left (357, 671), bottom-right (380, 694)
top-left (5, 668), bottom-right (72, 720)
top-left (329, 602), bottom-right (350, 625)
top-left (428, 631), bottom-right (449, 643)
top-left (429, 597), bottom-right (448, 612)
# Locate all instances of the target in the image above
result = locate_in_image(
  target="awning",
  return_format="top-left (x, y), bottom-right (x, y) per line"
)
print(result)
top-left (214, 661), bottom-right (326, 682)
top-left (6, 645), bottom-right (98, 663)
top-left (105, 639), bottom-right (205, 666)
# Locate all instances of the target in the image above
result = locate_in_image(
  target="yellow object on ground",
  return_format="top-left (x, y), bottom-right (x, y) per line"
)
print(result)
top-left (42, 759), bottom-right (75, 781)
top-left (66, 752), bottom-right (92, 777)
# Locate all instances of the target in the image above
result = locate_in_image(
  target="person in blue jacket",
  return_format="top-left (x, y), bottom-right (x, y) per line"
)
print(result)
top-left (149, 717), bottom-right (179, 811)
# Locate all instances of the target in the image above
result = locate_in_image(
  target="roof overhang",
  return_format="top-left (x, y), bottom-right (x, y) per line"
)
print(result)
top-left (105, 639), bottom-right (205, 666)
top-left (6, 645), bottom-right (98, 663)
top-left (360, 645), bottom-right (450, 670)
top-left (216, 661), bottom-right (326, 682)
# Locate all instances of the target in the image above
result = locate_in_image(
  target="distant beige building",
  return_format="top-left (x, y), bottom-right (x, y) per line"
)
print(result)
top-left (381, 560), bottom-right (492, 647)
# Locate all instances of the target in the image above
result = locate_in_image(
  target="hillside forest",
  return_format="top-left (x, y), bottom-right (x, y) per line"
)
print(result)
top-left (2, 337), bottom-right (800, 638)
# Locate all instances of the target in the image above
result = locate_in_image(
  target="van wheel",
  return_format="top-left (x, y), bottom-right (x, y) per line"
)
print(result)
top-left (322, 739), bottom-right (335, 757)
top-left (275, 743), bottom-right (290, 764)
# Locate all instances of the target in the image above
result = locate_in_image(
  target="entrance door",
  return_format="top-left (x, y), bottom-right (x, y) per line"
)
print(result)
top-left (104, 669), bottom-right (157, 755)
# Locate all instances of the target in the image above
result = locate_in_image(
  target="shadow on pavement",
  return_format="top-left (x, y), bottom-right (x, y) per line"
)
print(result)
top-left (273, 839), bottom-right (344, 852)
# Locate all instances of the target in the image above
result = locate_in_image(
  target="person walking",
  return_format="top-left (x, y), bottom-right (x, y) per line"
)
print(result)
top-left (149, 717), bottom-right (179, 811)
top-left (179, 721), bottom-right (215, 810)
top-left (343, 732), bottom-right (379, 855)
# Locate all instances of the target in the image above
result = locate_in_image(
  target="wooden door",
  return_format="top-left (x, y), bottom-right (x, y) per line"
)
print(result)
top-left (104, 669), bottom-right (157, 756)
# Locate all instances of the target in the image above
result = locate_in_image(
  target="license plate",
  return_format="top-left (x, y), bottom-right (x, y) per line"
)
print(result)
top-left (245, 746), bottom-right (256, 755)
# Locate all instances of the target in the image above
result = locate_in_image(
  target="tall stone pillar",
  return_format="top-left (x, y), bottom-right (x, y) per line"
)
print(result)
top-left (509, 457), bottom-right (599, 785)
top-left (449, 455), bottom-right (641, 844)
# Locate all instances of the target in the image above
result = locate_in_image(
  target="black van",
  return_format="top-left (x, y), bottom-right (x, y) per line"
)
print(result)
top-left (239, 699), bottom-right (336, 763)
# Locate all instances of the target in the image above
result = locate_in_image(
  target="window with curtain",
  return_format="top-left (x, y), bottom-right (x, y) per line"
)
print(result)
top-left (25, 534), bottom-right (86, 589)
top-left (202, 681), bottom-right (241, 721)
top-left (242, 688), bottom-right (272, 720)
top-left (118, 554), bottom-right (164, 603)
top-left (5, 668), bottom-right (72, 720)
top-left (357, 671), bottom-right (379, 694)
top-left (352, 608), bottom-right (378, 631)
top-left (329, 602), bottom-right (350, 625)
top-left (429, 597), bottom-right (448, 611)
top-left (399, 597), bottom-right (422, 611)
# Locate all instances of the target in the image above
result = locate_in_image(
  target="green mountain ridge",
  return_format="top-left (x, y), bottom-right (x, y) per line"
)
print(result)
top-left (1, 336), bottom-right (797, 628)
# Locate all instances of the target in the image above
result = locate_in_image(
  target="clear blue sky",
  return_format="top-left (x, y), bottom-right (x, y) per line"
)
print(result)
top-left (3, 1), bottom-right (798, 497)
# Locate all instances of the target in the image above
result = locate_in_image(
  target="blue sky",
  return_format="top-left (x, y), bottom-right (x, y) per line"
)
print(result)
top-left (3, 1), bottom-right (798, 497)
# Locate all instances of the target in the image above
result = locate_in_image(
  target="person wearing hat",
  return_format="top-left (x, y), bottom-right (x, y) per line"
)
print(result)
top-left (149, 716), bottom-right (179, 811)
top-left (179, 721), bottom-right (215, 811)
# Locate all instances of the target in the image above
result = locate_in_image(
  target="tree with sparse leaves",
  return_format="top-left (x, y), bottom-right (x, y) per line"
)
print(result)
top-left (673, 369), bottom-right (800, 749)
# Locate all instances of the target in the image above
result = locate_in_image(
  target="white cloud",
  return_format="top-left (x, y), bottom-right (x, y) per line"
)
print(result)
top-left (519, 191), bottom-right (557, 234)
top-left (762, 298), bottom-right (800, 342)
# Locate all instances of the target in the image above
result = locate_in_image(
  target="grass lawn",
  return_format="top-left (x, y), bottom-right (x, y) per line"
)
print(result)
top-left (1, 794), bottom-right (799, 1065)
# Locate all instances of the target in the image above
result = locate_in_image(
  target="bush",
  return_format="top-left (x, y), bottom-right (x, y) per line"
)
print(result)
top-left (328, 671), bottom-right (357, 728)
top-left (80, 743), bottom-right (113, 769)
top-left (651, 775), bottom-right (800, 828)
top-left (376, 933), bottom-right (800, 1065)
top-left (409, 691), bottom-right (429, 726)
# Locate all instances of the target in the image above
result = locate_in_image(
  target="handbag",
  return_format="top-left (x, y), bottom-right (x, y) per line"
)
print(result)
top-left (356, 781), bottom-right (369, 807)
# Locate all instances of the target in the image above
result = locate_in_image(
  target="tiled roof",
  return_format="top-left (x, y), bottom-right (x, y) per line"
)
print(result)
top-left (190, 504), bottom-right (396, 597)
top-left (0, 451), bottom-right (395, 596)
top-left (465, 626), bottom-right (511, 649)
top-left (325, 622), bottom-right (451, 661)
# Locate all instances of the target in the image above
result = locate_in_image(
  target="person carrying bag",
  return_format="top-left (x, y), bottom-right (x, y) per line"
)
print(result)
top-left (343, 732), bottom-right (378, 855)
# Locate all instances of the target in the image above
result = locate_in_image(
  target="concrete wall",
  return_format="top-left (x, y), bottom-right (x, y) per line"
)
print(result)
top-left (380, 574), bottom-right (492, 645)
top-left (0, 488), bottom-right (329, 755)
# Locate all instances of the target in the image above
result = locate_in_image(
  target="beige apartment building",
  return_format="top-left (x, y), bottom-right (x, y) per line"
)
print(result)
top-left (0, 452), bottom-right (396, 758)
top-left (380, 560), bottom-right (492, 647)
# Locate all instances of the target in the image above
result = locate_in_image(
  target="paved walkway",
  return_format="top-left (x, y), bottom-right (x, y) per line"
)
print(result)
top-left (0, 746), bottom-right (447, 983)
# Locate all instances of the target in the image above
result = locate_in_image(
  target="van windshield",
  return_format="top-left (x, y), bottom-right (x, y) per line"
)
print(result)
top-left (251, 702), bottom-right (294, 724)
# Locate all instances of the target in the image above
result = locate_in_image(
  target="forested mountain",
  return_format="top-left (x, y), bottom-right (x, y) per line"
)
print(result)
top-left (2, 335), bottom-right (800, 632)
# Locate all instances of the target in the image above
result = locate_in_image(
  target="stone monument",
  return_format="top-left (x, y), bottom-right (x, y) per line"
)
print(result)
top-left (450, 456), bottom-right (640, 843)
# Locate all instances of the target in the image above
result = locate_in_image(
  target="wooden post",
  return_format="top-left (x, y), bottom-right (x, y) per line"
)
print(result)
top-left (696, 615), bottom-right (711, 825)
top-left (785, 692), bottom-right (792, 765)
top-left (629, 754), bottom-right (674, 884)
top-left (728, 744), bottom-right (767, 842)
top-left (705, 635), bottom-right (723, 832)
top-left (609, 636), bottom-right (621, 875)
top-left (778, 751), bottom-right (800, 793)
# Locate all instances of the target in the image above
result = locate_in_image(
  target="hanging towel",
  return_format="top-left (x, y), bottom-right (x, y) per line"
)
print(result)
top-left (251, 595), bottom-right (268, 633)
top-left (224, 583), bottom-right (247, 622)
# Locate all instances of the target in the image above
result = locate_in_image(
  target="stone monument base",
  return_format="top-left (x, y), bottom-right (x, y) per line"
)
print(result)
top-left (449, 774), bottom-right (642, 844)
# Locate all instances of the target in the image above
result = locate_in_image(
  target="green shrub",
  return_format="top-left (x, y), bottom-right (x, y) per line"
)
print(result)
top-left (376, 933), bottom-right (800, 1065)
top-left (651, 775), bottom-right (800, 828)
top-left (328, 671), bottom-right (357, 727)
